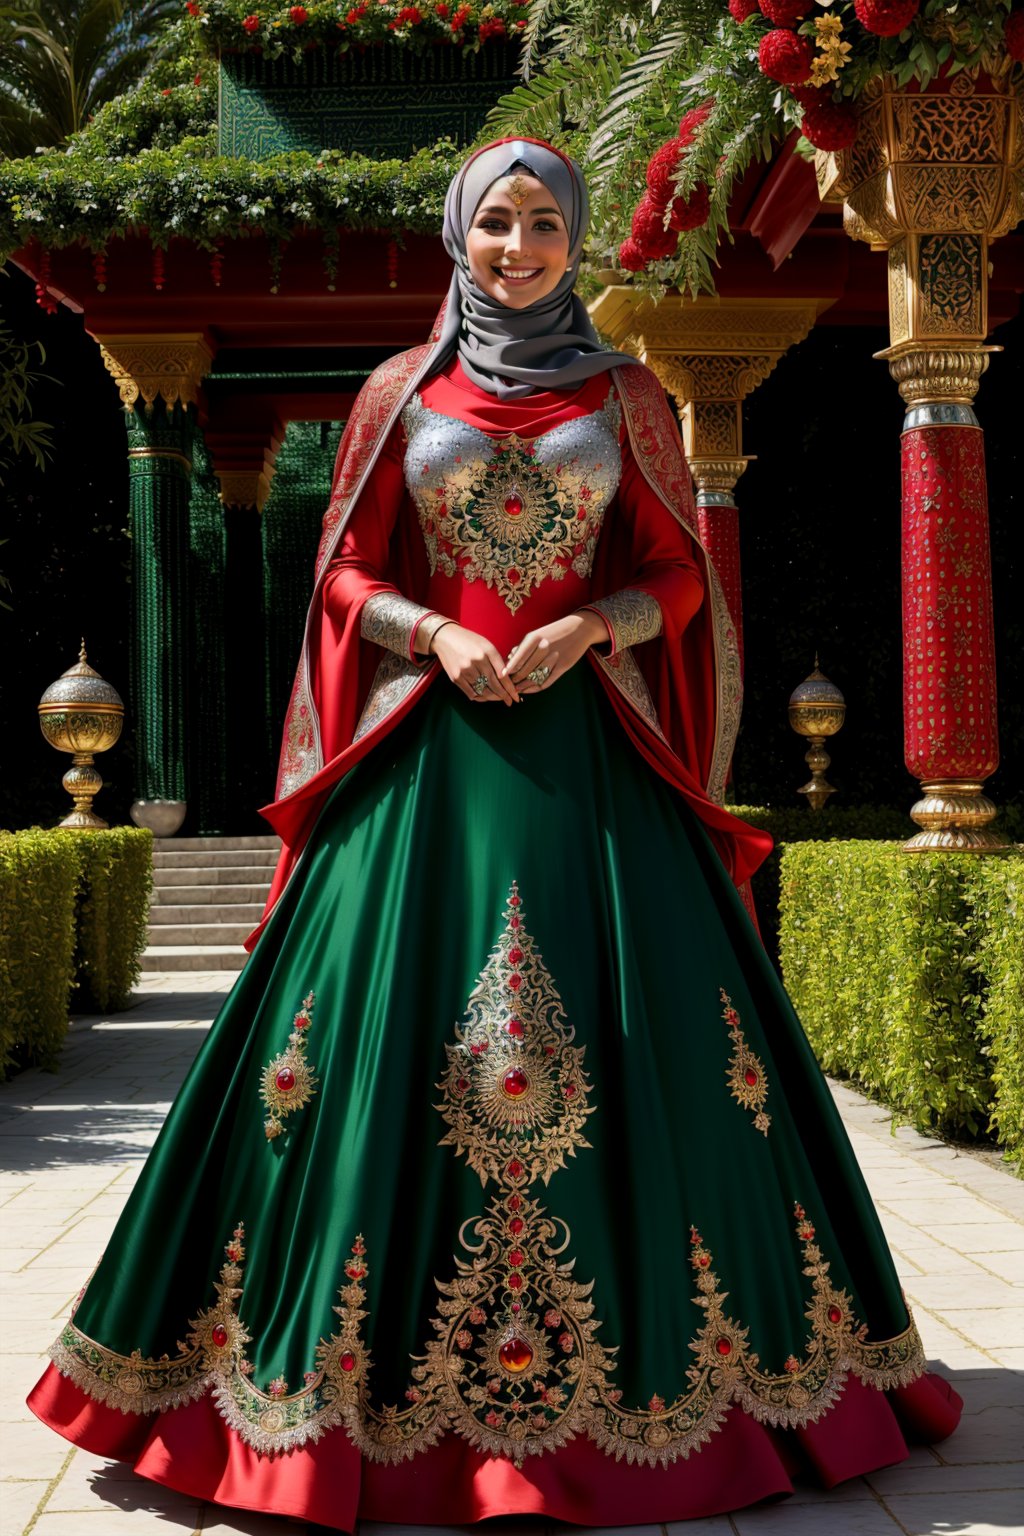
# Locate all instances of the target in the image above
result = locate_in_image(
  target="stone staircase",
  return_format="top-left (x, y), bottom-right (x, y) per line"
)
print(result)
top-left (143, 835), bottom-right (280, 972)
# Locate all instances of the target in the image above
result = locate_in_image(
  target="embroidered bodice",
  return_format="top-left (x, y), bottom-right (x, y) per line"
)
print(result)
top-left (401, 390), bottom-right (622, 617)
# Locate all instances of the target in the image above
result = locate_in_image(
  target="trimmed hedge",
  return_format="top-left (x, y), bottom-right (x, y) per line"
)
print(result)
top-left (73, 828), bottom-right (154, 1012)
top-left (0, 827), bottom-right (153, 1077)
top-left (0, 829), bottom-right (80, 1075)
top-left (778, 841), bottom-right (1024, 1170)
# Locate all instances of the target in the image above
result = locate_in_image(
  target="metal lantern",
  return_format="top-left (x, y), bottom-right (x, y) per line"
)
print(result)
top-left (788, 659), bottom-right (846, 812)
top-left (38, 641), bottom-right (124, 829)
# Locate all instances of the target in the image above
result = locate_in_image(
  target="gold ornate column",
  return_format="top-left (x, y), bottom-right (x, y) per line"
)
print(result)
top-left (589, 292), bottom-right (823, 672)
top-left (818, 71), bottom-right (1022, 850)
top-left (96, 332), bottom-right (214, 836)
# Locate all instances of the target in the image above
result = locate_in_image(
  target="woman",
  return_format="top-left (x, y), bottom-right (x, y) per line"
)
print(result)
top-left (29, 138), bottom-right (960, 1529)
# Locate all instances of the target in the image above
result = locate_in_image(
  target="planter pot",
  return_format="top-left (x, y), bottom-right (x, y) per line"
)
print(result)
top-left (218, 43), bottom-right (521, 160)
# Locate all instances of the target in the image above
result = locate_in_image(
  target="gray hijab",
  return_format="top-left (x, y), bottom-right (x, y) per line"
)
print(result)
top-left (433, 138), bottom-right (635, 399)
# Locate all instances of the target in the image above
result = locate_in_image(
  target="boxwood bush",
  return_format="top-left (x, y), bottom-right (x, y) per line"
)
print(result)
top-left (0, 827), bottom-right (153, 1076)
top-left (778, 840), bottom-right (1024, 1169)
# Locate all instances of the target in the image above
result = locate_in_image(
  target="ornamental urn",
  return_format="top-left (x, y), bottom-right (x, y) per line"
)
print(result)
top-left (38, 642), bottom-right (124, 830)
top-left (788, 661), bottom-right (846, 812)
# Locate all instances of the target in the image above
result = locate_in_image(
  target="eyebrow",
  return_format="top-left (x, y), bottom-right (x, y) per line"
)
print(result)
top-left (476, 204), bottom-right (564, 219)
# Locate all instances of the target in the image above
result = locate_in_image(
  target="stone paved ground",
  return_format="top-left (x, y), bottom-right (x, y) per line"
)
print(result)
top-left (1, 973), bottom-right (1022, 1536)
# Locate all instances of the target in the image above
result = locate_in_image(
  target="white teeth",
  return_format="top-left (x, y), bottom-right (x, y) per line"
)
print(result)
top-left (498, 268), bottom-right (542, 278)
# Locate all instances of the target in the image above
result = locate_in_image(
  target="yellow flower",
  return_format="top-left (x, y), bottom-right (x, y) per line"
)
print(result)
top-left (815, 12), bottom-right (844, 42)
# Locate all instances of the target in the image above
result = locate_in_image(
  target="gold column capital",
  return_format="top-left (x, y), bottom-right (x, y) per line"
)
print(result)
top-left (96, 333), bottom-right (214, 411)
top-left (219, 469), bottom-right (274, 514)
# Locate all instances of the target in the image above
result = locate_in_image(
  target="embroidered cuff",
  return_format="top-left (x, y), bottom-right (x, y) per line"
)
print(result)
top-left (360, 593), bottom-right (437, 663)
top-left (582, 590), bottom-right (663, 657)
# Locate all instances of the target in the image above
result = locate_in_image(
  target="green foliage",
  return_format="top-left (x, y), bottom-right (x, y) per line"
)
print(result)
top-left (778, 840), bottom-right (1024, 1168)
top-left (0, 827), bottom-right (154, 1077)
top-left (0, 0), bottom-right (180, 157)
top-left (0, 312), bottom-right (53, 486)
top-left (72, 827), bottom-right (153, 1011)
top-left (190, 0), bottom-right (531, 56)
top-left (0, 827), bottom-right (79, 1074)
top-left (968, 858), bottom-right (1024, 1172)
top-left (732, 803), bottom-right (912, 961)
top-left (484, 0), bottom-right (1021, 293)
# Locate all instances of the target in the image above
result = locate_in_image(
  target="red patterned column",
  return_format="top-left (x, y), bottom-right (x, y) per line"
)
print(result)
top-left (895, 355), bottom-right (1004, 850)
top-left (694, 478), bottom-right (746, 673)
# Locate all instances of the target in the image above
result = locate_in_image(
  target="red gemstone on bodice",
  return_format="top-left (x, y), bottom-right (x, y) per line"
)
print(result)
top-left (340, 1351), bottom-right (356, 1371)
top-left (506, 1159), bottom-right (524, 1179)
top-left (507, 1018), bottom-right (524, 1037)
top-left (503, 1067), bottom-right (529, 1098)
top-left (715, 1336), bottom-right (733, 1356)
top-left (211, 1324), bottom-right (228, 1349)
top-left (508, 1217), bottom-right (524, 1235)
top-left (498, 1335), bottom-right (534, 1373)
top-left (508, 947), bottom-right (524, 964)
top-left (508, 1249), bottom-right (524, 1267)
top-left (744, 1068), bottom-right (759, 1087)
top-left (275, 1066), bottom-right (296, 1092)
top-left (828, 1305), bottom-right (843, 1324)
top-left (504, 496), bottom-right (523, 517)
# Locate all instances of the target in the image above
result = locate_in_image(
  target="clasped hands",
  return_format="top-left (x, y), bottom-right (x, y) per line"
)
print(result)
top-left (425, 611), bottom-right (608, 705)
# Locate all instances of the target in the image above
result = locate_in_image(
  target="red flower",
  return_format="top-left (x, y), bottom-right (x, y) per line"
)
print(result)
top-left (435, 2), bottom-right (449, 13)
top-left (617, 233), bottom-right (645, 268)
top-left (451, 2), bottom-right (471, 25)
top-left (757, 29), bottom-right (814, 84)
top-left (631, 194), bottom-right (678, 260)
top-left (185, 1), bottom-right (202, 14)
top-left (759, 0), bottom-right (807, 22)
top-left (194, 72), bottom-right (202, 85)
top-left (678, 100), bottom-right (714, 143)
top-left (289, 4), bottom-right (309, 21)
top-left (801, 94), bottom-right (858, 151)
top-left (242, 13), bottom-right (260, 31)
top-left (479, 15), bottom-right (506, 38)
top-left (853, 0), bottom-right (918, 33)
top-left (668, 182), bottom-right (710, 231)
top-left (161, 86), bottom-right (172, 95)
top-left (728, 0), bottom-right (759, 18)
top-left (645, 138), bottom-right (683, 203)
top-left (1007, 9), bottom-right (1024, 59)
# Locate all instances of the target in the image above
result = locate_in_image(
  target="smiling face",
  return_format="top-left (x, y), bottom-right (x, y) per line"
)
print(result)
top-left (465, 172), bottom-right (572, 309)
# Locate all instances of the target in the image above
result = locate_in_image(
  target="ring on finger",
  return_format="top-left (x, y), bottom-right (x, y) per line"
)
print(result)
top-left (527, 664), bottom-right (551, 687)
top-left (472, 674), bottom-right (490, 696)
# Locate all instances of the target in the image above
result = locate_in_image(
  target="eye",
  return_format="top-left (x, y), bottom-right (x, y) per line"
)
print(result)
top-left (477, 218), bottom-right (508, 231)
top-left (533, 220), bottom-right (558, 232)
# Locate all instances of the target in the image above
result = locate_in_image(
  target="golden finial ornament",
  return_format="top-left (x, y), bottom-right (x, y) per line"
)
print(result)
top-left (505, 174), bottom-right (530, 208)
top-left (787, 657), bottom-right (846, 812)
top-left (38, 640), bottom-right (124, 830)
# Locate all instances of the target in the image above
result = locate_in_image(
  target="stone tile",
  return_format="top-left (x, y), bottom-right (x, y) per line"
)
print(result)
top-left (938, 1309), bottom-right (1024, 1351)
top-left (939, 1404), bottom-right (1024, 1464)
top-left (928, 1222), bottom-right (1024, 1253)
top-left (952, 1371), bottom-right (1024, 1412)
top-left (45, 1455), bottom-right (197, 1513)
top-left (731, 1500), bottom-right (902, 1534)
top-left (0, 1478), bottom-right (52, 1534)
top-left (903, 1273), bottom-right (1022, 1310)
top-left (989, 1348), bottom-right (1024, 1371)
top-left (662, 1522), bottom-right (735, 1536)
top-left (972, 1250), bottom-right (1024, 1286)
top-left (916, 1314), bottom-right (998, 1370)
top-left (32, 1510), bottom-right (201, 1536)
top-left (867, 1458), bottom-right (1024, 1494)
top-left (880, 1196), bottom-right (1008, 1227)
top-left (897, 1245), bottom-right (1002, 1277)
top-left (201, 1517), bottom-right (309, 1535)
top-left (879, 1490), bottom-right (1024, 1535)
top-left (0, 1417), bottom-right (79, 1479)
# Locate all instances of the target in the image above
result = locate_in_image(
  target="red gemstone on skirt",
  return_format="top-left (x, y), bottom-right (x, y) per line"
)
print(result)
top-left (275, 1066), bottom-right (296, 1092)
top-left (508, 947), bottom-right (524, 964)
top-left (340, 1352), bottom-right (356, 1372)
top-left (744, 1068), bottom-right (759, 1087)
top-left (456, 1077), bottom-right (469, 1092)
top-left (508, 1273), bottom-right (524, 1290)
top-left (504, 496), bottom-right (523, 517)
top-left (715, 1337), bottom-right (733, 1356)
top-left (508, 568), bottom-right (520, 585)
top-left (507, 1160), bottom-right (524, 1179)
top-left (503, 1067), bottom-right (529, 1098)
top-left (563, 1084), bottom-right (576, 1098)
top-left (211, 1324), bottom-right (228, 1349)
top-left (511, 1302), bottom-right (521, 1313)
top-left (508, 973), bottom-right (523, 991)
top-left (509, 916), bottom-right (521, 928)
top-left (507, 1018), bottom-right (524, 1037)
top-left (499, 1336), bottom-right (533, 1372)
top-left (508, 1194), bottom-right (523, 1210)
top-left (508, 1217), bottom-right (524, 1235)
top-left (828, 1305), bottom-right (843, 1324)
top-left (508, 1249), bottom-right (524, 1267)
top-left (509, 894), bottom-right (521, 907)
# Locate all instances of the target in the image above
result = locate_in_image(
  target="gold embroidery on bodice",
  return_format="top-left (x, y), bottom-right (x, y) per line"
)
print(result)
top-left (401, 391), bottom-right (623, 614)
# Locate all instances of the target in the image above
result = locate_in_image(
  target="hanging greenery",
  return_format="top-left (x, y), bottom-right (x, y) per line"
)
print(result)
top-left (185, 0), bottom-right (532, 54)
top-left (485, 0), bottom-right (1024, 292)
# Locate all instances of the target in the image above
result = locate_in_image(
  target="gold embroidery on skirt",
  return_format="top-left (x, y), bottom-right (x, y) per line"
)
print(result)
top-left (48, 894), bottom-right (925, 1465)
top-left (721, 988), bottom-right (771, 1135)
top-left (260, 990), bottom-right (318, 1140)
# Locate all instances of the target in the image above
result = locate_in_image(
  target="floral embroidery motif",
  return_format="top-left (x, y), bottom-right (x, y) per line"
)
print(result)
top-left (261, 990), bottom-right (318, 1140)
top-left (353, 651), bottom-right (429, 743)
top-left (402, 393), bottom-right (621, 614)
top-left (49, 892), bottom-right (925, 1466)
top-left (721, 988), bottom-right (771, 1135)
top-left (585, 589), bottom-right (663, 653)
top-left (359, 592), bottom-right (434, 660)
top-left (594, 650), bottom-right (668, 744)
